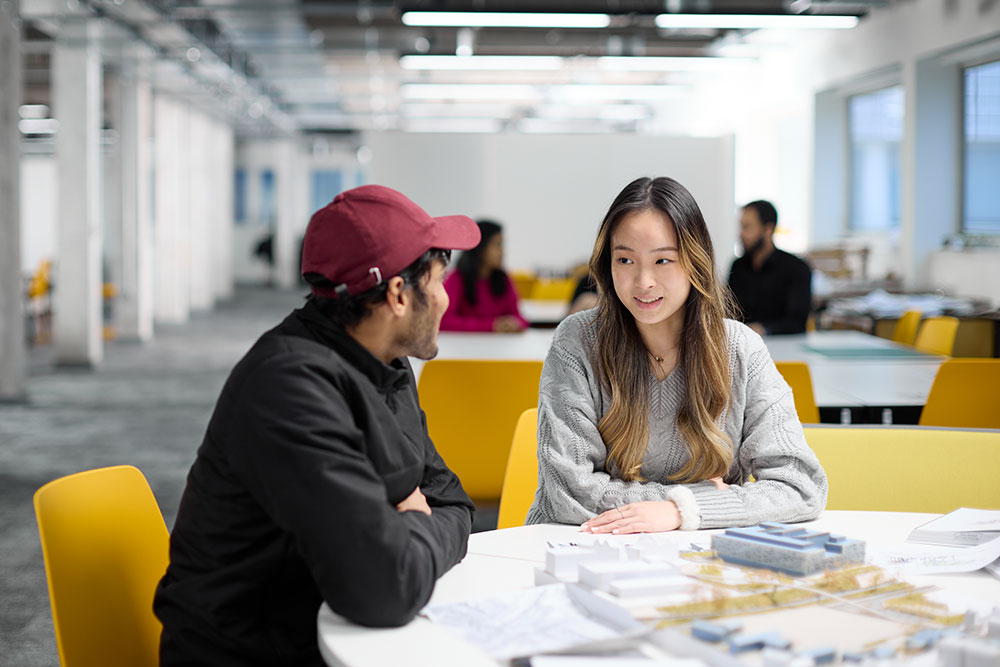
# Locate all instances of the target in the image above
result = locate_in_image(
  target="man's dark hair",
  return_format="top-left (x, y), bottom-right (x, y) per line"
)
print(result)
top-left (307, 248), bottom-right (451, 328)
top-left (743, 200), bottom-right (778, 229)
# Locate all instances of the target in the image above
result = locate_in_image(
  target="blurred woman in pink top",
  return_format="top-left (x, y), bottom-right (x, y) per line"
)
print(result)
top-left (441, 220), bottom-right (529, 333)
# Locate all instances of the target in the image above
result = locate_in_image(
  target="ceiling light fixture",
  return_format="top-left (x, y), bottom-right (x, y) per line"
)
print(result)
top-left (401, 11), bottom-right (612, 29)
top-left (400, 55), bottom-right (564, 70)
top-left (596, 56), bottom-right (754, 71)
top-left (654, 13), bottom-right (859, 30)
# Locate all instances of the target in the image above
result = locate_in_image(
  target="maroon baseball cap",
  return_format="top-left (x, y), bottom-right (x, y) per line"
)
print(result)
top-left (302, 185), bottom-right (481, 298)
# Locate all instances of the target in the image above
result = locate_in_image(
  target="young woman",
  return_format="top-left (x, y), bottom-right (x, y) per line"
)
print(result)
top-left (527, 177), bottom-right (827, 533)
top-left (441, 220), bottom-right (529, 333)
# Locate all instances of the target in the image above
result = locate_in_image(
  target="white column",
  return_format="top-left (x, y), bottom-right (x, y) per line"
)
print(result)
top-left (188, 110), bottom-right (214, 312)
top-left (53, 17), bottom-right (103, 366)
top-left (153, 95), bottom-right (191, 324)
top-left (0, 0), bottom-right (25, 400)
top-left (274, 139), bottom-right (299, 288)
top-left (114, 58), bottom-right (154, 340)
top-left (212, 121), bottom-right (235, 302)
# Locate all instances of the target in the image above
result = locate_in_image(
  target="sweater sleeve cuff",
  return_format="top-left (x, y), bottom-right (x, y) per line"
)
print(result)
top-left (685, 483), bottom-right (750, 530)
top-left (666, 486), bottom-right (701, 531)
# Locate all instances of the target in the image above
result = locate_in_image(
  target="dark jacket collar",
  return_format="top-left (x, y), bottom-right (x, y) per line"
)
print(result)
top-left (294, 300), bottom-right (411, 396)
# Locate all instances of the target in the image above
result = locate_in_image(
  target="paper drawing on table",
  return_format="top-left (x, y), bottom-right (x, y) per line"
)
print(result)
top-left (422, 583), bottom-right (648, 661)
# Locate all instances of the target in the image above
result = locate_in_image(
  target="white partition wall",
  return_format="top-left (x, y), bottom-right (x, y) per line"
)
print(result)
top-left (189, 110), bottom-right (215, 312)
top-left (366, 132), bottom-right (736, 275)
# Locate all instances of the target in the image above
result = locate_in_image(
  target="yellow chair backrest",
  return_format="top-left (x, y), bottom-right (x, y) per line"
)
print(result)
top-left (509, 271), bottom-right (538, 299)
top-left (774, 361), bottom-right (820, 424)
top-left (919, 359), bottom-right (1000, 428)
top-left (418, 360), bottom-right (543, 501)
top-left (498, 409), bottom-right (539, 529)
top-left (892, 309), bottom-right (923, 345)
top-left (913, 316), bottom-right (960, 356)
top-left (803, 426), bottom-right (1000, 512)
top-left (34, 465), bottom-right (169, 667)
top-left (529, 278), bottom-right (577, 302)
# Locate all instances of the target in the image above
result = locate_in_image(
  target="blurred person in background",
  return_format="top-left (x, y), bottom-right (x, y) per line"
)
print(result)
top-left (441, 219), bottom-right (528, 332)
top-left (727, 200), bottom-right (811, 335)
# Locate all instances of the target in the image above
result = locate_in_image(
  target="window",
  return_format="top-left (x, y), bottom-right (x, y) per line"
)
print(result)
top-left (848, 85), bottom-right (904, 232)
top-left (234, 169), bottom-right (247, 225)
top-left (259, 170), bottom-right (276, 225)
top-left (963, 59), bottom-right (1000, 233)
top-left (310, 170), bottom-right (343, 216)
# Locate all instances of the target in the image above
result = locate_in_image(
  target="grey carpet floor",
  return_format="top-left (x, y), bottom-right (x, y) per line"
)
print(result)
top-left (0, 286), bottom-right (500, 666)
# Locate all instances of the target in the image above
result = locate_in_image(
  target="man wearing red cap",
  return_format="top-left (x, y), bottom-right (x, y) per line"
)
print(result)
top-left (154, 185), bottom-right (482, 666)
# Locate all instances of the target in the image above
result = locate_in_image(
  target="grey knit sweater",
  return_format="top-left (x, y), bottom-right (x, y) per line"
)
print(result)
top-left (526, 311), bottom-right (828, 530)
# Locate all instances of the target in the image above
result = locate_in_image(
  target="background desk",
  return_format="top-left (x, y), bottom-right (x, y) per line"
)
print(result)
top-left (317, 511), bottom-right (1000, 667)
top-left (412, 329), bottom-right (942, 423)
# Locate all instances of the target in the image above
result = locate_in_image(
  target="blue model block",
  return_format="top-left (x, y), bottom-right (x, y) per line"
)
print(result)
top-left (842, 651), bottom-right (868, 662)
top-left (729, 633), bottom-right (768, 654)
top-left (711, 523), bottom-right (866, 576)
top-left (871, 646), bottom-right (896, 660)
top-left (691, 620), bottom-right (734, 643)
top-left (906, 629), bottom-right (943, 651)
top-left (799, 646), bottom-right (837, 664)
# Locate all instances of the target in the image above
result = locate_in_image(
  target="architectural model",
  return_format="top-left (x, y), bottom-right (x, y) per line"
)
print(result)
top-left (711, 523), bottom-right (865, 576)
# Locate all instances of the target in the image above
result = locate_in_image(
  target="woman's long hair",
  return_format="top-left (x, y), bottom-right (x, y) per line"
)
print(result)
top-left (456, 220), bottom-right (508, 305)
top-left (589, 177), bottom-right (735, 483)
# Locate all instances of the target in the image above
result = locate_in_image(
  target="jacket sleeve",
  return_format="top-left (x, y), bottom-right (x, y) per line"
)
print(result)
top-left (440, 271), bottom-right (497, 332)
top-left (225, 355), bottom-right (470, 628)
top-left (500, 275), bottom-right (529, 330)
top-left (760, 259), bottom-right (812, 335)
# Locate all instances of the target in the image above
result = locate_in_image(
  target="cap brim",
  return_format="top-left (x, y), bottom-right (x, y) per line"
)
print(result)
top-left (429, 214), bottom-right (481, 251)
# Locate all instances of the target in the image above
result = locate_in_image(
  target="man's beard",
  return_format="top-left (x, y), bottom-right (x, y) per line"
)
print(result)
top-left (396, 289), bottom-right (439, 361)
top-left (743, 235), bottom-right (766, 257)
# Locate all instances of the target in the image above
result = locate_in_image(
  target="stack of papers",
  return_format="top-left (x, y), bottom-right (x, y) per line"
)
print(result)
top-left (907, 508), bottom-right (1000, 547)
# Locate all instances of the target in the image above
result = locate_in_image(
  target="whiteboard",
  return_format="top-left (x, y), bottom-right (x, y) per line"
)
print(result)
top-left (366, 132), bottom-right (736, 277)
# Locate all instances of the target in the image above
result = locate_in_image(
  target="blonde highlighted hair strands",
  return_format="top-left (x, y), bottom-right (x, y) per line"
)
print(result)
top-left (589, 177), bottom-right (735, 483)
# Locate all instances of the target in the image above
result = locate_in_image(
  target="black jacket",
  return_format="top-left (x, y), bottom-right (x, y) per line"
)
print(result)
top-left (154, 301), bottom-right (474, 666)
top-left (728, 248), bottom-right (812, 335)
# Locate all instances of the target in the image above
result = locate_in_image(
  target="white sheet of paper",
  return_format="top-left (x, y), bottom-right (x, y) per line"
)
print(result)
top-left (910, 508), bottom-right (1000, 533)
top-left (423, 584), bottom-right (645, 661)
top-left (872, 535), bottom-right (1000, 574)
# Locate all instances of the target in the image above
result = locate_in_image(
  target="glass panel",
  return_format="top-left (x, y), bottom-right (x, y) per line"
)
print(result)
top-left (310, 170), bottom-right (343, 216)
top-left (260, 170), bottom-right (276, 225)
top-left (848, 85), bottom-right (904, 231)
top-left (963, 59), bottom-right (1000, 233)
top-left (234, 169), bottom-right (247, 225)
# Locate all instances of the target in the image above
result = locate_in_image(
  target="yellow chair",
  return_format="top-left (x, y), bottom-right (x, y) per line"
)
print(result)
top-left (529, 278), bottom-right (577, 302)
top-left (803, 426), bottom-right (1000, 512)
top-left (509, 271), bottom-right (538, 299)
top-left (891, 309), bottom-right (922, 346)
top-left (774, 361), bottom-right (820, 424)
top-left (919, 359), bottom-right (1000, 428)
top-left (913, 316), bottom-right (960, 356)
top-left (34, 465), bottom-right (170, 667)
top-left (418, 360), bottom-right (543, 501)
top-left (497, 409), bottom-right (539, 529)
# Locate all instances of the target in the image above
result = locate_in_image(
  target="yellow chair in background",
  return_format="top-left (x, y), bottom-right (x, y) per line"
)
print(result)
top-left (509, 271), bottom-right (538, 299)
top-left (913, 316), bottom-right (960, 356)
top-left (497, 409), bottom-right (539, 529)
top-left (891, 309), bottom-right (923, 346)
top-left (529, 278), bottom-right (577, 302)
top-left (34, 465), bottom-right (170, 667)
top-left (803, 426), bottom-right (1000, 512)
top-left (418, 360), bottom-right (543, 501)
top-left (919, 359), bottom-right (1000, 428)
top-left (774, 361), bottom-right (820, 424)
